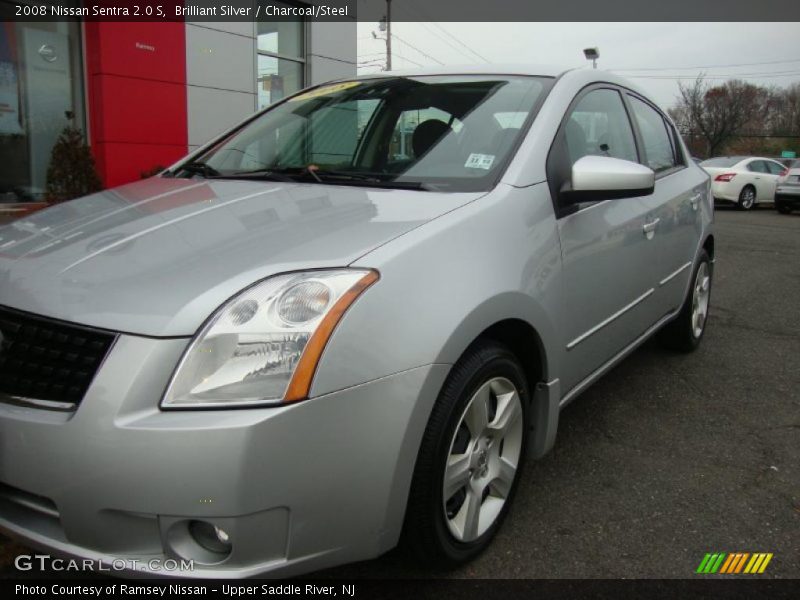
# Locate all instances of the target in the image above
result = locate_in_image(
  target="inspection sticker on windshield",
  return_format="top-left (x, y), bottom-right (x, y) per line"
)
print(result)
top-left (465, 153), bottom-right (495, 170)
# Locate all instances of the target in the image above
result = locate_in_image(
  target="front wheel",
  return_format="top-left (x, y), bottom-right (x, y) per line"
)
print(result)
top-left (658, 250), bottom-right (712, 352)
top-left (738, 185), bottom-right (756, 210)
top-left (402, 341), bottom-right (529, 567)
top-left (776, 199), bottom-right (792, 214)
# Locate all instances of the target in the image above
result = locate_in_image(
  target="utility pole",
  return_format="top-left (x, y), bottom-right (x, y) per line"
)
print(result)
top-left (386, 0), bottom-right (392, 71)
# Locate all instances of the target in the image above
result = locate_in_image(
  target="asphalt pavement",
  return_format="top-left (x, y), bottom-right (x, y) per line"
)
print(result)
top-left (1, 207), bottom-right (798, 579)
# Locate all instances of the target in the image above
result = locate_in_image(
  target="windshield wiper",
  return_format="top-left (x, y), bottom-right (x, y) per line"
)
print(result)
top-left (220, 168), bottom-right (300, 183)
top-left (308, 170), bottom-right (435, 190)
top-left (174, 161), bottom-right (220, 178)
top-left (202, 166), bottom-right (435, 190)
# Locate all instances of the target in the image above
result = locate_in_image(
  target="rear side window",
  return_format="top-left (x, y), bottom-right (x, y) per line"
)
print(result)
top-left (564, 88), bottom-right (638, 165)
top-left (628, 96), bottom-right (676, 172)
top-left (747, 161), bottom-right (769, 173)
top-left (765, 161), bottom-right (785, 175)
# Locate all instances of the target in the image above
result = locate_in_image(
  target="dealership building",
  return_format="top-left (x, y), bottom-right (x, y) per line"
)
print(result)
top-left (0, 1), bottom-right (356, 200)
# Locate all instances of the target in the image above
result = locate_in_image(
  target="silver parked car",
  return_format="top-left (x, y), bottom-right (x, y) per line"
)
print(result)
top-left (0, 66), bottom-right (713, 577)
top-left (775, 159), bottom-right (800, 214)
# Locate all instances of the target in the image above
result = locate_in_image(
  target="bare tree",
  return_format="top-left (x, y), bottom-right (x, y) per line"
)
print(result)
top-left (769, 82), bottom-right (800, 137)
top-left (671, 76), bottom-right (767, 158)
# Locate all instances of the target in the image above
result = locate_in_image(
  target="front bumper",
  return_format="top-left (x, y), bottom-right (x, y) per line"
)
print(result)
top-left (0, 334), bottom-right (448, 578)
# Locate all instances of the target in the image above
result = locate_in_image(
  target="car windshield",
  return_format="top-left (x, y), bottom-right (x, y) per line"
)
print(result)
top-left (185, 75), bottom-right (549, 192)
top-left (700, 157), bottom-right (743, 167)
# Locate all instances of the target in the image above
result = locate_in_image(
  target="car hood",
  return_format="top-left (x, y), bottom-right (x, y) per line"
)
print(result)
top-left (0, 178), bottom-right (483, 336)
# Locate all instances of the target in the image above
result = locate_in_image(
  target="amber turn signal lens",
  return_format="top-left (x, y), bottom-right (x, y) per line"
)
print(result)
top-left (283, 270), bottom-right (380, 402)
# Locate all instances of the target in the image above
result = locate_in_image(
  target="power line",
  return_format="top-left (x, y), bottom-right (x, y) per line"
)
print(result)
top-left (629, 70), bottom-right (800, 80)
top-left (428, 22), bottom-right (489, 63)
top-left (613, 58), bottom-right (800, 73)
top-left (406, 0), bottom-right (489, 63)
top-left (414, 22), bottom-right (480, 62)
top-left (358, 53), bottom-right (424, 69)
top-left (390, 32), bottom-right (445, 65)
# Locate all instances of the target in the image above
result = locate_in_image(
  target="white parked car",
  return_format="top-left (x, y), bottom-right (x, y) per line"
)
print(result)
top-left (700, 156), bottom-right (786, 210)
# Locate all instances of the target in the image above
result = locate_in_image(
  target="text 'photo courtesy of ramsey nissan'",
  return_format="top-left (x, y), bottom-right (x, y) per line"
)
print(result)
top-left (0, 0), bottom-right (797, 596)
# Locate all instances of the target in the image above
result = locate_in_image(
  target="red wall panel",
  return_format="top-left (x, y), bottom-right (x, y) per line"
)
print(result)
top-left (93, 142), bottom-right (187, 188)
top-left (85, 22), bottom-right (187, 188)
top-left (90, 76), bottom-right (186, 146)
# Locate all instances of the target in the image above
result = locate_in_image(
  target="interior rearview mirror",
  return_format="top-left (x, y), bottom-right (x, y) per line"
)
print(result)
top-left (562, 155), bottom-right (655, 204)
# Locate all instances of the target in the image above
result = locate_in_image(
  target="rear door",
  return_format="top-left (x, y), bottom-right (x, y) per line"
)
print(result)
top-left (625, 94), bottom-right (705, 317)
top-left (745, 160), bottom-right (773, 201)
top-left (763, 160), bottom-right (786, 199)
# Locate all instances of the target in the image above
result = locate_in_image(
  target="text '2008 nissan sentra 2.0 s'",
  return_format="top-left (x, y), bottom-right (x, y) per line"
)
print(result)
top-left (0, 65), bottom-right (713, 578)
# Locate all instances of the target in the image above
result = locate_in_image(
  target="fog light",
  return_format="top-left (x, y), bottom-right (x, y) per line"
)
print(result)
top-left (188, 520), bottom-right (232, 555)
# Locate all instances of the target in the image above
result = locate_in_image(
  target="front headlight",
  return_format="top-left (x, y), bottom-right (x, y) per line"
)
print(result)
top-left (161, 269), bottom-right (379, 409)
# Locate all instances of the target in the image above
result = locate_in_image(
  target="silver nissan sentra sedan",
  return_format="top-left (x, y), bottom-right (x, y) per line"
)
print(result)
top-left (0, 65), bottom-right (712, 577)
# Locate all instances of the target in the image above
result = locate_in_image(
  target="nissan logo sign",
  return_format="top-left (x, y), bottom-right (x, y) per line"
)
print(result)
top-left (38, 44), bottom-right (57, 62)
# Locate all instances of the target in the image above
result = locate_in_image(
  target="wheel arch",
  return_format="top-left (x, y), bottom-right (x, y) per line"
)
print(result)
top-left (433, 291), bottom-right (556, 385)
top-left (432, 293), bottom-right (561, 461)
top-left (702, 233), bottom-right (715, 262)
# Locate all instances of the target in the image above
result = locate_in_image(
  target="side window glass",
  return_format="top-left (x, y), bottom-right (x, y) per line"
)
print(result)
top-left (765, 161), bottom-right (784, 175)
top-left (747, 161), bottom-right (768, 173)
top-left (564, 89), bottom-right (638, 166)
top-left (628, 96), bottom-right (676, 172)
top-left (666, 121), bottom-right (686, 166)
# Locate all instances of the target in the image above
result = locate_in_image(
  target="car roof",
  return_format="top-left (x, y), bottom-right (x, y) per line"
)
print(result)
top-left (703, 156), bottom-right (783, 164)
top-left (352, 64), bottom-right (571, 79)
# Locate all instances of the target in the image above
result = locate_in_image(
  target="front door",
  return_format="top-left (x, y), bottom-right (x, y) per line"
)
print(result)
top-left (554, 87), bottom-right (660, 393)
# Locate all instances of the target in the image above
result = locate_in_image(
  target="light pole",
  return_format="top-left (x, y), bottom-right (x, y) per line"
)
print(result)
top-left (583, 47), bottom-right (599, 69)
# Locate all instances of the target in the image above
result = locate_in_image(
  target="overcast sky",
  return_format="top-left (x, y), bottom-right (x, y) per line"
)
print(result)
top-left (356, 22), bottom-right (800, 110)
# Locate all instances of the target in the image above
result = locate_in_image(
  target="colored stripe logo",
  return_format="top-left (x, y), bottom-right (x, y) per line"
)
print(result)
top-left (696, 552), bottom-right (773, 574)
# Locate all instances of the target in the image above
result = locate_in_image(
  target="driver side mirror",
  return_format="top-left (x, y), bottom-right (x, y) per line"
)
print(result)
top-left (561, 155), bottom-right (655, 204)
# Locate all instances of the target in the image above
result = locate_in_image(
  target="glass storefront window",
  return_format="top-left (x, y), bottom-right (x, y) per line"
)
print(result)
top-left (257, 55), bottom-right (304, 109)
top-left (0, 5), bottom-right (85, 203)
top-left (257, 15), bottom-right (303, 58)
top-left (256, 1), bottom-right (305, 109)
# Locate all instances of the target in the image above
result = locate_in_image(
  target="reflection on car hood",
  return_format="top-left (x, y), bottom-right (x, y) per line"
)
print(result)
top-left (0, 178), bottom-right (484, 336)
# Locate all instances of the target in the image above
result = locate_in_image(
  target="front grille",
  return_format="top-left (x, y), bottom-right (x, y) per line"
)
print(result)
top-left (0, 305), bottom-right (116, 408)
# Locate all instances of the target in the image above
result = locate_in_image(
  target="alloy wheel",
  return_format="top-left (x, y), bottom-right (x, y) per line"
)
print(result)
top-left (740, 188), bottom-right (755, 209)
top-left (442, 376), bottom-right (523, 542)
top-left (691, 262), bottom-right (711, 338)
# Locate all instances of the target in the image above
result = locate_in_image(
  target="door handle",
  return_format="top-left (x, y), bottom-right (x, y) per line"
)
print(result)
top-left (643, 218), bottom-right (660, 240)
top-left (689, 193), bottom-right (701, 211)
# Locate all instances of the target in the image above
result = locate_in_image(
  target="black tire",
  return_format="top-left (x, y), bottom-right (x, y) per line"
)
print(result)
top-left (658, 249), bottom-right (712, 352)
top-left (737, 185), bottom-right (756, 210)
top-left (776, 200), bottom-right (792, 214)
top-left (402, 340), bottom-right (530, 568)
